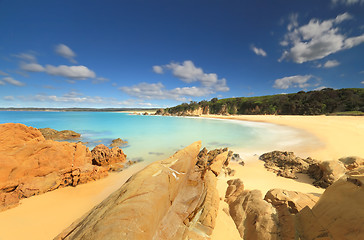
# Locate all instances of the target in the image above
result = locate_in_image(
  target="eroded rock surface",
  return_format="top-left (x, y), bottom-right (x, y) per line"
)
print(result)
top-left (55, 142), bottom-right (230, 240)
top-left (91, 144), bottom-right (127, 168)
top-left (259, 151), bottom-right (316, 179)
top-left (0, 123), bottom-right (111, 211)
top-left (39, 128), bottom-right (81, 140)
top-left (307, 160), bottom-right (347, 188)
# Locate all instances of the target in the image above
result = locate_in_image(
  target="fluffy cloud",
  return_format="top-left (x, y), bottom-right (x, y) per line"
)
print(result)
top-left (2, 77), bottom-right (25, 87)
top-left (123, 60), bottom-right (229, 101)
top-left (273, 75), bottom-right (314, 89)
top-left (120, 82), bottom-right (213, 101)
top-left (280, 13), bottom-right (364, 63)
top-left (251, 45), bottom-right (267, 57)
top-left (361, 81), bottom-right (364, 84)
top-left (332, 0), bottom-right (364, 5)
top-left (314, 86), bottom-right (328, 91)
top-left (0, 80), bottom-right (5, 85)
top-left (155, 60), bottom-right (229, 90)
top-left (323, 60), bottom-right (340, 68)
top-left (152, 65), bottom-right (163, 74)
top-left (20, 62), bottom-right (45, 72)
top-left (45, 65), bottom-right (96, 79)
top-left (55, 44), bottom-right (77, 63)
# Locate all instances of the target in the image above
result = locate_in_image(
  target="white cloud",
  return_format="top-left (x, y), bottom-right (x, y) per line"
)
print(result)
top-left (332, 0), bottom-right (364, 5)
top-left (361, 81), bottom-right (364, 84)
top-left (20, 62), bottom-right (45, 72)
top-left (287, 13), bottom-right (299, 31)
top-left (146, 60), bottom-right (229, 100)
top-left (273, 75), bottom-right (314, 89)
top-left (18, 91), bottom-right (153, 107)
top-left (360, 70), bottom-right (364, 74)
top-left (0, 70), bottom-right (8, 76)
top-left (159, 60), bottom-right (229, 90)
top-left (323, 60), bottom-right (340, 68)
top-left (251, 45), bottom-right (267, 57)
top-left (152, 65), bottom-right (164, 74)
top-left (45, 65), bottom-right (96, 79)
top-left (2, 77), bottom-right (25, 86)
top-left (120, 82), bottom-right (214, 101)
top-left (0, 80), bottom-right (5, 85)
top-left (3, 96), bottom-right (15, 101)
top-left (13, 53), bottom-right (37, 62)
top-left (280, 13), bottom-right (364, 63)
top-left (55, 44), bottom-right (77, 63)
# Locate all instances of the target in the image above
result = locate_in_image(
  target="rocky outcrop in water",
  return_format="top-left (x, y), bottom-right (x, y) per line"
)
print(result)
top-left (91, 144), bottom-right (127, 171)
top-left (55, 142), bottom-right (232, 240)
top-left (39, 128), bottom-right (81, 140)
top-left (109, 138), bottom-right (128, 148)
top-left (0, 123), bottom-right (125, 212)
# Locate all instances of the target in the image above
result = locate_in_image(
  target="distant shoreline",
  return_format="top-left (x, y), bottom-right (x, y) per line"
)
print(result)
top-left (0, 108), bottom-right (158, 112)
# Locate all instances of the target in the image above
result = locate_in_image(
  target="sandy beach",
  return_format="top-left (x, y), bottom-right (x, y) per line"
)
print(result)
top-left (0, 115), bottom-right (363, 240)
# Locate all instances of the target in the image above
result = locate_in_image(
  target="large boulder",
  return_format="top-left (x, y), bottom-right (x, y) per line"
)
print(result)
top-left (296, 175), bottom-right (364, 239)
top-left (0, 123), bottom-right (108, 211)
top-left (55, 142), bottom-right (227, 240)
top-left (308, 160), bottom-right (347, 188)
top-left (109, 138), bottom-right (128, 148)
top-left (91, 144), bottom-right (127, 167)
top-left (264, 189), bottom-right (318, 240)
top-left (39, 128), bottom-right (81, 140)
top-left (225, 179), bottom-right (280, 240)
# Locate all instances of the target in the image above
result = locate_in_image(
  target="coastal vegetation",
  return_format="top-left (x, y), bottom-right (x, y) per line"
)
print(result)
top-left (164, 88), bottom-right (364, 115)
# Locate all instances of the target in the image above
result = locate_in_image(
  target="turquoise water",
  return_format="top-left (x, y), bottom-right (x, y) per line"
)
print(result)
top-left (0, 111), bottom-right (311, 162)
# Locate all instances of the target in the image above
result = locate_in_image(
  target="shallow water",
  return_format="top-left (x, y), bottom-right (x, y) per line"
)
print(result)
top-left (0, 111), bottom-right (317, 162)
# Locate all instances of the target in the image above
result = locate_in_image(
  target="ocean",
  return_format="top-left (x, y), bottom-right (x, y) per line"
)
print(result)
top-left (0, 111), bottom-right (313, 162)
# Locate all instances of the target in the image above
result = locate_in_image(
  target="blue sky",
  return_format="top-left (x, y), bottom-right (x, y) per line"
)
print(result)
top-left (0, 0), bottom-right (364, 108)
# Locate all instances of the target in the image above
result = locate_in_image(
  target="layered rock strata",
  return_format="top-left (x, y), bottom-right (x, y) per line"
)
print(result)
top-left (0, 123), bottom-right (127, 211)
top-left (55, 142), bottom-right (232, 240)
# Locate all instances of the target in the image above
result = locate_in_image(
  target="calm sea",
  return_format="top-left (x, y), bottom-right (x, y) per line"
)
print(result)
top-left (0, 111), bottom-right (312, 162)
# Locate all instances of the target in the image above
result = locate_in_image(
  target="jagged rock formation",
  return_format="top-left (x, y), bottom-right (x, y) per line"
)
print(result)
top-left (259, 151), bottom-right (316, 179)
top-left (225, 175), bottom-right (364, 240)
top-left (39, 128), bottom-right (81, 140)
top-left (0, 123), bottom-right (127, 212)
top-left (109, 138), bottom-right (128, 148)
top-left (55, 142), bottom-right (232, 240)
top-left (91, 144), bottom-right (127, 168)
